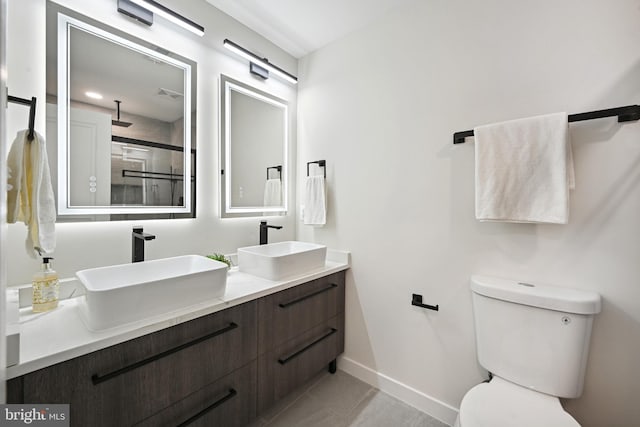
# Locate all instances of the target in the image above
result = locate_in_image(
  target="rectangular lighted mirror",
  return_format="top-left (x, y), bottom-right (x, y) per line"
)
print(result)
top-left (46, 3), bottom-right (196, 220)
top-left (220, 75), bottom-right (288, 218)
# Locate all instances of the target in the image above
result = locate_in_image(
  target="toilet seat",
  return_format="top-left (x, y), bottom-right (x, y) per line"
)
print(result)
top-left (457, 377), bottom-right (581, 427)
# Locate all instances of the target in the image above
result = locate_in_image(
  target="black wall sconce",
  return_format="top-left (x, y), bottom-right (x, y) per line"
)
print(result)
top-left (118, 0), bottom-right (204, 36)
top-left (223, 39), bottom-right (298, 85)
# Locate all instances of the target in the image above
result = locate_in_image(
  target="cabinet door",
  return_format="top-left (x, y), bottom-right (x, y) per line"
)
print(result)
top-left (257, 314), bottom-right (344, 413)
top-left (19, 302), bottom-right (257, 427)
top-left (137, 361), bottom-right (257, 427)
top-left (258, 271), bottom-right (345, 354)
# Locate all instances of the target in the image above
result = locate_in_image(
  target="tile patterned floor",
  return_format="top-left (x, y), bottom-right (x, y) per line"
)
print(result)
top-left (251, 370), bottom-right (450, 427)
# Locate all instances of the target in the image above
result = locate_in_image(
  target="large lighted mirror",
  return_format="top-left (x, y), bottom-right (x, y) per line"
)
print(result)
top-left (220, 75), bottom-right (288, 218)
top-left (46, 3), bottom-right (196, 220)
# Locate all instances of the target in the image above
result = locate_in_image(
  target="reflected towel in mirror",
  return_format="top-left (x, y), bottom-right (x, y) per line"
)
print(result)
top-left (264, 178), bottom-right (282, 207)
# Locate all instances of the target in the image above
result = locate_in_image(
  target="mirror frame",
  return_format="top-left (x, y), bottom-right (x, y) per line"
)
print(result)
top-left (56, 13), bottom-right (192, 215)
top-left (220, 75), bottom-right (288, 218)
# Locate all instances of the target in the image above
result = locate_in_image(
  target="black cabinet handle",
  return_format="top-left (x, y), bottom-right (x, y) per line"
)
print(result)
top-left (278, 328), bottom-right (337, 365)
top-left (278, 283), bottom-right (338, 308)
top-left (92, 322), bottom-right (238, 385)
top-left (176, 388), bottom-right (237, 427)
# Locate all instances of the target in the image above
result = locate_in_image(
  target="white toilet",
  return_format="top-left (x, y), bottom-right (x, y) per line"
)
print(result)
top-left (455, 275), bottom-right (601, 427)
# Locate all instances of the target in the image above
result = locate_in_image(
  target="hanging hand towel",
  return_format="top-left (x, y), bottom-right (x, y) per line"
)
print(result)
top-left (7, 130), bottom-right (56, 257)
top-left (474, 112), bottom-right (574, 224)
top-left (303, 176), bottom-right (326, 225)
top-left (263, 178), bottom-right (282, 207)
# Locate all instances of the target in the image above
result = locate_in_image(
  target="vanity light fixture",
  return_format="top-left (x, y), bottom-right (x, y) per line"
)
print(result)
top-left (223, 39), bottom-right (298, 85)
top-left (118, 0), bottom-right (204, 37)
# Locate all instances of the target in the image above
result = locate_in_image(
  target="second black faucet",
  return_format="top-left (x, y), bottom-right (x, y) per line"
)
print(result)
top-left (132, 227), bottom-right (156, 263)
top-left (259, 221), bottom-right (282, 245)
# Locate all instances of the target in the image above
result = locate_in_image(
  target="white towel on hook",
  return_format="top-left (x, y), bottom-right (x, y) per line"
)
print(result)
top-left (474, 112), bottom-right (574, 224)
top-left (303, 176), bottom-right (326, 225)
top-left (263, 178), bottom-right (282, 207)
top-left (7, 130), bottom-right (56, 257)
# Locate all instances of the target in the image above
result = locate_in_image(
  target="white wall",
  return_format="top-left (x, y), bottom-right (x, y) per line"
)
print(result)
top-left (5, 0), bottom-right (297, 285)
top-left (297, 1), bottom-right (640, 426)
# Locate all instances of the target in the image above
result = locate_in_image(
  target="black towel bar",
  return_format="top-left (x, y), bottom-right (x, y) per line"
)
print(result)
top-left (307, 160), bottom-right (326, 178)
top-left (121, 169), bottom-right (195, 182)
top-left (453, 104), bottom-right (640, 144)
top-left (7, 94), bottom-right (37, 141)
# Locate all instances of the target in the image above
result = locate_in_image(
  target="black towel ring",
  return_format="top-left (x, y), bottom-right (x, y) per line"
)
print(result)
top-left (306, 160), bottom-right (326, 178)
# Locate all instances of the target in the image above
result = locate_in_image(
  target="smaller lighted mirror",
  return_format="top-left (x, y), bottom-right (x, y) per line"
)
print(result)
top-left (220, 75), bottom-right (288, 218)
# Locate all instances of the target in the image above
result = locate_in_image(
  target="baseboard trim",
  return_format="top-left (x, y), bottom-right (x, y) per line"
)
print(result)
top-left (338, 356), bottom-right (458, 426)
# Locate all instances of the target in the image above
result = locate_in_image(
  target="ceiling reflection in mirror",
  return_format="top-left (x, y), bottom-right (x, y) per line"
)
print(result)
top-left (46, 3), bottom-right (196, 221)
top-left (220, 75), bottom-right (288, 218)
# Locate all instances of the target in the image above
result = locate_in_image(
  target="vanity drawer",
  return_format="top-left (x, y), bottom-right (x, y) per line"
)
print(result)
top-left (16, 301), bottom-right (257, 427)
top-left (137, 361), bottom-right (257, 427)
top-left (257, 313), bottom-right (344, 413)
top-left (258, 271), bottom-right (345, 353)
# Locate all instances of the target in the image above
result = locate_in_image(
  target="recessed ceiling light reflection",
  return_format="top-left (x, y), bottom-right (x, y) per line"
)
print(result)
top-left (85, 91), bottom-right (103, 100)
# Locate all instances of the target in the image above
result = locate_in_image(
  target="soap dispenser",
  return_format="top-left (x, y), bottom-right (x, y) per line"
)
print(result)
top-left (32, 257), bottom-right (60, 312)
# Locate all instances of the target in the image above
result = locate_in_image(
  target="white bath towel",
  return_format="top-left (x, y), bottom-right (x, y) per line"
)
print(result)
top-left (474, 112), bottom-right (575, 224)
top-left (7, 130), bottom-right (56, 257)
top-left (303, 176), bottom-right (326, 225)
top-left (263, 178), bottom-right (282, 207)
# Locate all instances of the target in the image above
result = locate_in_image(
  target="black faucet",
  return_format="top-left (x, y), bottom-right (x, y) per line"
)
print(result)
top-left (259, 221), bottom-right (282, 245)
top-left (132, 227), bottom-right (156, 263)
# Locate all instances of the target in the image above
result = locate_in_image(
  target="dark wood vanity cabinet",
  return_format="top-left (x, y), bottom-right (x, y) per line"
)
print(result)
top-left (8, 302), bottom-right (258, 427)
top-left (257, 272), bottom-right (345, 413)
top-left (7, 270), bottom-right (346, 427)
top-left (136, 361), bottom-right (257, 427)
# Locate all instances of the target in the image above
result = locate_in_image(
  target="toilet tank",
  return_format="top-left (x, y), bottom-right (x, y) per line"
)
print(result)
top-left (470, 275), bottom-right (601, 398)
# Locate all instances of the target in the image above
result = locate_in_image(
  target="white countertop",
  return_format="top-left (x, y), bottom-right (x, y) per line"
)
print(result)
top-left (7, 250), bottom-right (350, 379)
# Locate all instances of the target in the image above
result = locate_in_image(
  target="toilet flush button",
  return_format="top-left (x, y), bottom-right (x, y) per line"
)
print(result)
top-left (561, 316), bottom-right (571, 325)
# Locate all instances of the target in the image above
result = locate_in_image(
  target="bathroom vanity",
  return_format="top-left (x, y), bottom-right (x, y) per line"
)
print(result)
top-left (6, 255), bottom-right (348, 427)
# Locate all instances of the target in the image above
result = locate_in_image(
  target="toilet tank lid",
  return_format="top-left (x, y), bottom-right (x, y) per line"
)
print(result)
top-left (471, 275), bottom-right (601, 314)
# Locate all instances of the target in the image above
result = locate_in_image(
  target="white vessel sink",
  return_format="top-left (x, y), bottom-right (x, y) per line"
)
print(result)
top-left (237, 241), bottom-right (327, 280)
top-left (76, 255), bottom-right (228, 330)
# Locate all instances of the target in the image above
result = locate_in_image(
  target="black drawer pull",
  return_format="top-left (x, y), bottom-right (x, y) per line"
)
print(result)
top-left (278, 283), bottom-right (338, 308)
top-left (278, 328), bottom-right (337, 365)
top-left (92, 322), bottom-right (238, 385)
top-left (176, 388), bottom-right (237, 427)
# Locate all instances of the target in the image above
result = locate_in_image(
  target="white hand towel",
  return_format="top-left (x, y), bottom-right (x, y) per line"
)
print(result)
top-left (263, 178), bottom-right (282, 207)
top-left (474, 112), bottom-right (574, 224)
top-left (303, 176), bottom-right (326, 225)
top-left (7, 130), bottom-right (57, 257)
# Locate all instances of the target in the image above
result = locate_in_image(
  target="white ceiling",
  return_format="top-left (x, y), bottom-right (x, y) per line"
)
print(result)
top-left (205, 0), bottom-right (416, 58)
